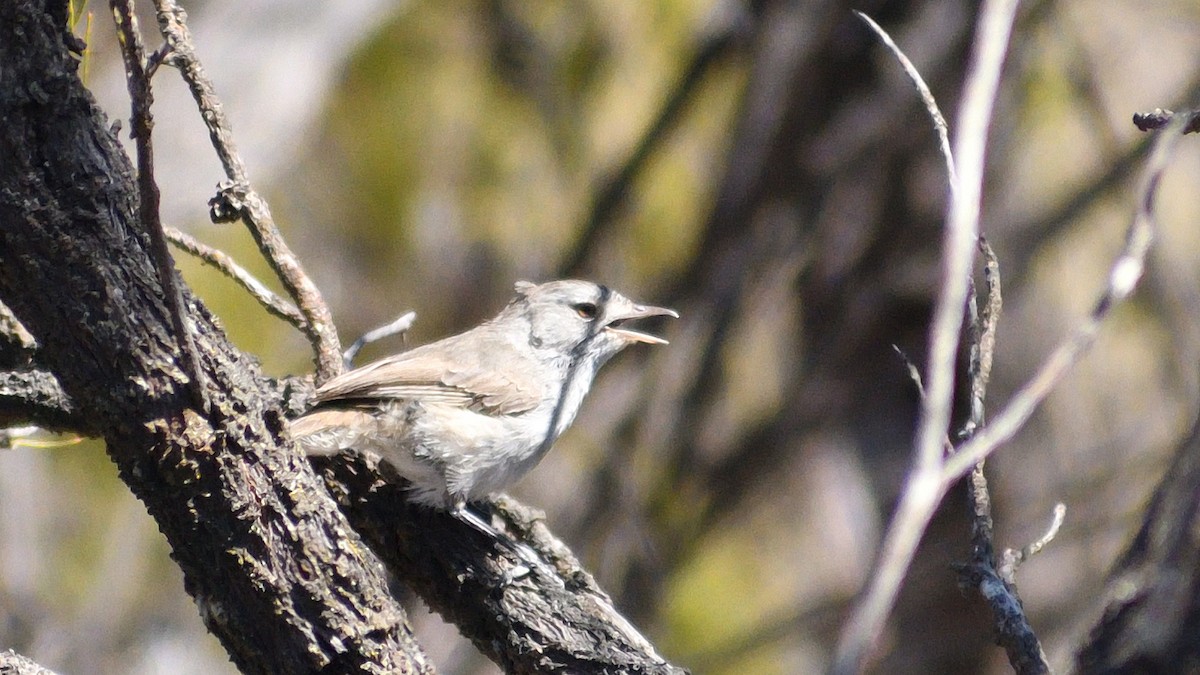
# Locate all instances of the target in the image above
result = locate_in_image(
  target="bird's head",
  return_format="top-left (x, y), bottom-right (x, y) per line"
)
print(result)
top-left (508, 279), bottom-right (677, 365)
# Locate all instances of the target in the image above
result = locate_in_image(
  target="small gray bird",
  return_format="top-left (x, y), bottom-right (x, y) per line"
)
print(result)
top-left (291, 280), bottom-right (676, 523)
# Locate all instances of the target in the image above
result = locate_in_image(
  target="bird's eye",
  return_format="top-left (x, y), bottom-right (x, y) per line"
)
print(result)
top-left (574, 302), bottom-right (598, 320)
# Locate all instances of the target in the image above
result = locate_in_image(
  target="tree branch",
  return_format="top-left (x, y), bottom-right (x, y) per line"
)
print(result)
top-left (0, 2), bottom-right (427, 671)
top-left (166, 226), bottom-right (306, 329)
top-left (316, 453), bottom-right (689, 675)
top-left (0, 369), bottom-right (76, 431)
top-left (835, 2), bottom-right (1020, 669)
top-left (1077, 415), bottom-right (1200, 671)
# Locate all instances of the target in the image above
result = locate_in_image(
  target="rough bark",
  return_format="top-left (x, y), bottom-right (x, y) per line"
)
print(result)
top-left (0, 2), bottom-right (428, 672)
top-left (0, 2), bottom-right (682, 673)
top-left (317, 455), bottom-right (688, 675)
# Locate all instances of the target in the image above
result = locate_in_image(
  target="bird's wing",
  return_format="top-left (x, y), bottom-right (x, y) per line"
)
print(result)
top-left (311, 334), bottom-right (544, 416)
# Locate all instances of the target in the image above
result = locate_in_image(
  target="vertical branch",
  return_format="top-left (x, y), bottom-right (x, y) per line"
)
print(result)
top-left (150, 0), bottom-right (343, 383)
top-left (110, 0), bottom-right (207, 409)
top-left (913, 0), bottom-right (1018, 474)
top-left (958, 242), bottom-right (1052, 674)
top-left (833, 2), bottom-right (1020, 672)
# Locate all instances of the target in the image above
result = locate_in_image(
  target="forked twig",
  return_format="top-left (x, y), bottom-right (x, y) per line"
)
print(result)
top-left (834, 2), bottom-right (1020, 671)
top-left (149, 0), bottom-right (343, 383)
top-left (836, 24), bottom-right (1185, 672)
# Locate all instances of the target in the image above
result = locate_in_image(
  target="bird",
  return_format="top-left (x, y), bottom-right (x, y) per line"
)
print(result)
top-left (290, 279), bottom-right (676, 540)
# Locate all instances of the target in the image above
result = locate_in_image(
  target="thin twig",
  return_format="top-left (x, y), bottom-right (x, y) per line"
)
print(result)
top-left (976, 238), bottom-right (1001, 399)
top-left (832, 3), bottom-right (1019, 672)
top-left (165, 227), bottom-right (305, 329)
top-left (998, 503), bottom-right (1066, 583)
top-left (914, 0), bottom-right (1017, 475)
top-left (150, 0), bottom-right (343, 383)
top-left (854, 11), bottom-right (957, 189)
top-left (892, 345), bottom-right (926, 397)
top-left (960, 239), bottom-right (1001, 568)
top-left (962, 242), bottom-right (1052, 673)
top-left (110, 0), bottom-right (208, 410)
top-left (342, 312), bottom-right (417, 369)
top-left (943, 114), bottom-right (1185, 482)
top-left (963, 272), bottom-right (995, 555)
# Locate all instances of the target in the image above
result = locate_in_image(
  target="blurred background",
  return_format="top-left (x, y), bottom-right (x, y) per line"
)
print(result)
top-left (3, 0), bottom-right (1200, 672)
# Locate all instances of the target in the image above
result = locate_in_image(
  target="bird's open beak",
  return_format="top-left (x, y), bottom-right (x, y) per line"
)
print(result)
top-left (604, 304), bottom-right (679, 345)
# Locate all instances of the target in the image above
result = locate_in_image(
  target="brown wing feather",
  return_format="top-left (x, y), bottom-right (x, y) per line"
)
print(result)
top-left (311, 328), bottom-right (544, 416)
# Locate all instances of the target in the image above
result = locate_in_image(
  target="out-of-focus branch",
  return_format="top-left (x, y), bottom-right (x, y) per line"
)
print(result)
top-left (559, 1), bottom-right (749, 276)
top-left (150, 0), bottom-right (343, 383)
top-left (1077, 415), bottom-right (1200, 670)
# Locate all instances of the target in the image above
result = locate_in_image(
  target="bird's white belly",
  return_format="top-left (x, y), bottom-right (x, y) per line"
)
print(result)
top-left (403, 403), bottom-right (567, 504)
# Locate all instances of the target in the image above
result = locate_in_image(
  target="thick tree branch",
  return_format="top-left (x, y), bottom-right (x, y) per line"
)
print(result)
top-left (316, 453), bottom-right (689, 675)
top-left (0, 2), bottom-right (428, 672)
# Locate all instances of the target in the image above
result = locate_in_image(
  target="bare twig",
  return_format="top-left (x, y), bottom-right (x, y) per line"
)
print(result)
top-left (955, 503), bottom-right (1064, 675)
top-left (110, 0), bottom-right (208, 410)
top-left (854, 11), bottom-right (956, 189)
top-left (976, 239), bottom-right (1001, 400)
top-left (892, 345), bottom-right (926, 397)
top-left (999, 503), bottom-right (1066, 583)
top-left (960, 240), bottom-right (1001, 569)
top-left (914, 0), bottom-right (1016, 478)
top-left (900, 249), bottom-right (1050, 673)
top-left (150, 0), bottom-right (343, 383)
top-left (342, 312), bottom-right (417, 369)
top-left (165, 227), bottom-right (306, 329)
top-left (1132, 108), bottom-right (1200, 134)
top-left (962, 243), bottom-right (1053, 673)
top-left (833, 3), bottom-right (1019, 671)
top-left (943, 115), bottom-right (1185, 481)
